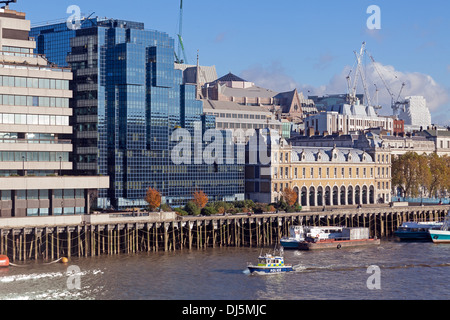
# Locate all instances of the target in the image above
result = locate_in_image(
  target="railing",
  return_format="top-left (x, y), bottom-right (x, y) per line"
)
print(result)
top-left (0, 138), bottom-right (72, 144)
top-left (0, 50), bottom-right (71, 73)
top-left (392, 196), bottom-right (450, 205)
top-left (0, 50), bottom-right (42, 59)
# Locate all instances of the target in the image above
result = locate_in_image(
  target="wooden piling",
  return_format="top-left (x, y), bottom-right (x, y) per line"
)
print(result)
top-left (1, 206), bottom-right (449, 261)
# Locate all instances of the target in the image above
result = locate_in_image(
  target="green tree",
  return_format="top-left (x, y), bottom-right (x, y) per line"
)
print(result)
top-left (428, 153), bottom-right (448, 198)
top-left (174, 207), bottom-right (189, 216)
top-left (444, 156), bottom-right (450, 194)
top-left (392, 152), bottom-right (431, 198)
top-left (184, 201), bottom-right (201, 216)
top-left (201, 206), bottom-right (217, 216)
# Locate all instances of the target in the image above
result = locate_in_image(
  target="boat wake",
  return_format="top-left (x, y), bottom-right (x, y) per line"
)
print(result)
top-left (0, 269), bottom-right (104, 284)
top-left (288, 262), bottom-right (450, 273)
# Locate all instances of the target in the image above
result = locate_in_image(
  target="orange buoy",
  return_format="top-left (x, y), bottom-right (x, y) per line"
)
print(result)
top-left (0, 255), bottom-right (9, 268)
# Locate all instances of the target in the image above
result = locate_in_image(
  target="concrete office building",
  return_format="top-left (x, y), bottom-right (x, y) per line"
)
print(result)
top-left (202, 99), bottom-right (284, 141)
top-left (304, 100), bottom-right (394, 135)
top-left (0, 5), bottom-right (108, 217)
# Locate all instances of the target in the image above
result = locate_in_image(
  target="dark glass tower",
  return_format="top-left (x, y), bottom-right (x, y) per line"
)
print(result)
top-left (31, 18), bottom-right (244, 209)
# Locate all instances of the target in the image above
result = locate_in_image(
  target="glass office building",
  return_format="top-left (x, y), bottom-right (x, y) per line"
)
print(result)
top-left (31, 18), bottom-right (244, 209)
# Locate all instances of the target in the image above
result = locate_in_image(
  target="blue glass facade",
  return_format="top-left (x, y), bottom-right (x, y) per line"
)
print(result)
top-left (30, 19), bottom-right (98, 67)
top-left (31, 19), bottom-right (244, 209)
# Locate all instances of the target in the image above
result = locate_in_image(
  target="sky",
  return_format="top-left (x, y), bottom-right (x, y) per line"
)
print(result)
top-left (15, 0), bottom-right (450, 125)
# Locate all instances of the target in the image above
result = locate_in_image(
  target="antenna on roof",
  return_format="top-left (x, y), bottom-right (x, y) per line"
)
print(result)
top-left (0, 0), bottom-right (17, 9)
top-left (81, 11), bottom-right (96, 27)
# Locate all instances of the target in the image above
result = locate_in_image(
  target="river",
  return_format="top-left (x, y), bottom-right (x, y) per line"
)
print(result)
top-left (0, 240), bottom-right (449, 301)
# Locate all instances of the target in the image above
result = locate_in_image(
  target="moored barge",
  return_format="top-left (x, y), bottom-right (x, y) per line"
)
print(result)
top-left (297, 226), bottom-right (380, 250)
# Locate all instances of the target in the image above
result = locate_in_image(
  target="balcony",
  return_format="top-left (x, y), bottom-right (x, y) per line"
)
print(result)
top-left (76, 83), bottom-right (98, 92)
top-left (67, 53), bottom-right (88, 63)
top-left (76, 115), bottom-right (98, 123)
top-left (75, 68), bottom-right (98, 77)
top-left (76, 147), bottom-right (98, 155)
top-left (76, 99), bottom-right (98, 108)
top-left (0, 175), bottom-right (110, 191)
top-left (76, 131), bottom-right (98, 139)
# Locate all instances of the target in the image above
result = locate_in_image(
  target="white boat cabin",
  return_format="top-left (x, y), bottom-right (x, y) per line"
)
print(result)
top-left (305, 226), bottom-right (344, 241)
top-left (258, 254), bottom-right (285, 266)
top-left (287, 226), bottom-right (305, 240)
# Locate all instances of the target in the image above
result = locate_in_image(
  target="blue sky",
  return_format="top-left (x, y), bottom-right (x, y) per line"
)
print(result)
top-left (16, 0), bottom-right (450, 124)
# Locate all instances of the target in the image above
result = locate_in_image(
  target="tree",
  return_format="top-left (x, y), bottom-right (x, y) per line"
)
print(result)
top-left (192, 190), bottom-right (208, 209)
top-left (145, 187), bottom-right (161, 212)
top-left (428, 153), bottom-right (448, 198)
top-left (174, 207), bottom-right (189, 216)
top-left (444, 156), bottom-right (450, 194)
top-left (392, 152), bottom-right (431, 198)
top-left (282, 187), bottom-right (298, 207)
top-left (201, 206), bottom-right (217, 216)
top-left (184, 201), bottom-right (200, 216)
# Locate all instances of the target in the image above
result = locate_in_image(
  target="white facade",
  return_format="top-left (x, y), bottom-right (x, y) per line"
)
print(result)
top-left (396, 96), bottom-right (431, 131)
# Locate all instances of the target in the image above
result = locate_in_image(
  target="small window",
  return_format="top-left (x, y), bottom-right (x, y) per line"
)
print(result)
top-left (1, 190), bottom-right (11, 201)
top-left (54, 189), bottom-right (63, 199)
top-left (27, 208), bottom-right (39, 217)
top-left (27, 190), bottom-right (39, 200)
top-left (39, 190), bottom-right (49, 200)
top-left (17, 190), bottom-right (26, 200)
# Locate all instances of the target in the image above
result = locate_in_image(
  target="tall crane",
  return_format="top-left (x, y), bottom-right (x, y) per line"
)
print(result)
top-left (175, 0), bottom-right (189, 64)
top-left (368, 53), bottom-right (406, 114)
top-left (0, 0), bottom-right (17, 9)
top-left (368, 54), bottom-right (395, 106)
top-left (355, 49), bottom-right (372, 107)
top-left (347, 42), bottom-right (367, 106)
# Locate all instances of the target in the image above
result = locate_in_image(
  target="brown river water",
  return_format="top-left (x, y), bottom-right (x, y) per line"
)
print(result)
top-left (0, 240), bottom-right (449, 301)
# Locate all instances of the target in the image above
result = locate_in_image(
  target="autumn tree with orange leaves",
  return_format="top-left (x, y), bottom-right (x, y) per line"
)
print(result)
top-left (192, 190), bottom-right (208, 209)
top-left (145, 187), bottom-right (161, 212)
top-left (282, 187), bottom-right (298, 207)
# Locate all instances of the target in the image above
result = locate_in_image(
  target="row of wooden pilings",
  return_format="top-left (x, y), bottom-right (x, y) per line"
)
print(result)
top-left (1, 205), bottom-right (449, 262)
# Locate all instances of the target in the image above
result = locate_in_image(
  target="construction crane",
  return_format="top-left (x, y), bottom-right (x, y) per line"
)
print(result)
top-left (392, 82), bottom-right (407, 115)
top-left (368, 54), bottom-right (395, 106)
top-left (0, 0), bottom-right (16, 9)
top-left (175, 0), bottom-right (188, 64)
top-left (347, 42), bottom-right (367, 106)
top-left (368, 53), bottom-right (406, 114)
top-left (355, 49), bottom-right (372, 107)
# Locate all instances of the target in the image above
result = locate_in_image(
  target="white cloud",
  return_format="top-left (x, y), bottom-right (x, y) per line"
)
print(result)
top-left (240, 61), bottom-right (300, 92)
top-left (361, 62), bottom-right (449, 116)
top-left (314, 53), bottom-right (336, 71)
top-left (240, 60), bottom-right (450, 124)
